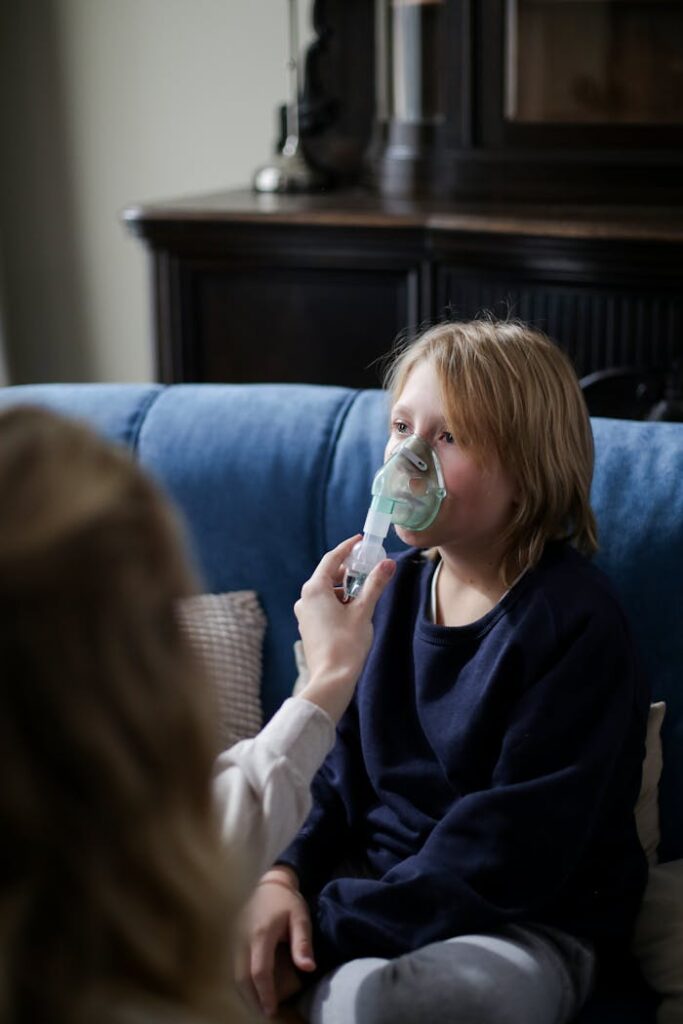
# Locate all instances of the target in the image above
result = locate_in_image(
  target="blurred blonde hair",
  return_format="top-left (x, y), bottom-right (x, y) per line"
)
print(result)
top-left (0, 406), bottom-right (250, 1024)
top-left (384, 320), bottom-right (598, 584)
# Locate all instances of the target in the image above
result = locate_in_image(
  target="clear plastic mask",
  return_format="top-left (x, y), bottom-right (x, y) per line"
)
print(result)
top-left (342, 434), bottom-right (447, 600)
top-left (372, 434), bottom-right (447, 531)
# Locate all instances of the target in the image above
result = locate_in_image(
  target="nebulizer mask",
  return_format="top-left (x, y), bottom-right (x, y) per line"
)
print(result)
top-left (343, 434), bottom-right (447, 600)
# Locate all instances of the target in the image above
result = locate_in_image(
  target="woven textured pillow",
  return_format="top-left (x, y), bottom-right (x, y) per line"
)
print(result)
top-left (632, 858), bottom-right (683, 1024)
top-left (177, 591), bottom-right (265, 751)
top-left (635, 701), bottom-right (666, 866)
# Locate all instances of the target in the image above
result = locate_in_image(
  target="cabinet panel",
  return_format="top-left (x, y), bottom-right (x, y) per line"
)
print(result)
top-left (186, 265), bottom-right (419, 388)
top-left (436, 267), bottom-right (682, 379)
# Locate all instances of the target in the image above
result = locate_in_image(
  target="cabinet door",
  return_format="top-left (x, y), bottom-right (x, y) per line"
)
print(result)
top-left (480, 0), bottom-right (683, 151)
top-left (196, 265), bottom-right (418, 388)
top-left (435, 267), bottom-right (682, 379)
top-left (156, 240), bottom-right (423, 388)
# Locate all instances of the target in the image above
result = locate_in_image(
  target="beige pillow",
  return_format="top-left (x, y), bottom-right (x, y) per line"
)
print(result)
top-left (636, 701), bottom-right (667, 865)
top-left (633, 858), bottom-right (683, 1024)
top-left (177, 591), bottom-right (265, 751)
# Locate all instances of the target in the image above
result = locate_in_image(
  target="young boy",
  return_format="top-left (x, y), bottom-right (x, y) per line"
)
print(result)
top-left (239, 321), bottom-right (650, 1024)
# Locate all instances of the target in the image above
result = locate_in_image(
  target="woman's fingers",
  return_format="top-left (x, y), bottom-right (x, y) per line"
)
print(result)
top-left (308, 534), bottom-right (361, 588)
top-left (355, 557), bottom-right (396, 612)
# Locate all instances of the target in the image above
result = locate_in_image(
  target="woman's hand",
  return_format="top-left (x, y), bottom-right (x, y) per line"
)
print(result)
top-left (295, 535), bottom-right (395, 723)
top-left (236, 866), bottom-right (314, 1017)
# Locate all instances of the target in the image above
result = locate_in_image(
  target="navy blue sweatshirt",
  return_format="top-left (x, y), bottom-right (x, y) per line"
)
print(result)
top-left (279, 543), bottom-right (650, 972)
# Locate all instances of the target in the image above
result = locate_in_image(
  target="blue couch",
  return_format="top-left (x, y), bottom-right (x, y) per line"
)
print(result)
top-left (3, 382), bottom-right (682, 1023)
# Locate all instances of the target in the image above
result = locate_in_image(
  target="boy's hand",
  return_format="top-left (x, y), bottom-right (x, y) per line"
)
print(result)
top-left (295, 535), bottom-right (396, 723)
top-left (236, 867), bottom-right (315, 1017)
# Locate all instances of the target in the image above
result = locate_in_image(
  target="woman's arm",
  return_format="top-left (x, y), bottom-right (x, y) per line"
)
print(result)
top-left (213, 696), bottom-right (334, 885)
top-left (213, 536), bottom-right (395, 888)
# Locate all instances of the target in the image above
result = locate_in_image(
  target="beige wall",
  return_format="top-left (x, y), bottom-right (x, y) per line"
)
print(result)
top-left (0, 0), bottom-right (309, 383)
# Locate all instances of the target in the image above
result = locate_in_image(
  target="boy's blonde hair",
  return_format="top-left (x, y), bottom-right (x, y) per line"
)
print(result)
top-left (384, 320), bottom-right (598, 584)
top-left (0, 407), bottom-right (249, 1024)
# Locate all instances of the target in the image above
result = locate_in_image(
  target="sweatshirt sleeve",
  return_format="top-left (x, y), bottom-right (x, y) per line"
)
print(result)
top-left (213, 697), bottom-right (335, 889)
top-left (277, 698), bottom-right (373, 896)
top-left (308, 612), bottom-right (648, 969)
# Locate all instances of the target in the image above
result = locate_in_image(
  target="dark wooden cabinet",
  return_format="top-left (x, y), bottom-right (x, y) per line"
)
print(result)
top-left (123, 1), bottom-right (683, 417)
top-left (301, 1), bottom-right (683, 203)
top-left (124, 189), bottom-right (683, 418)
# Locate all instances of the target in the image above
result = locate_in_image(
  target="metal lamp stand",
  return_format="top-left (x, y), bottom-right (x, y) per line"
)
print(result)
top-left (253, 0), bottom-right (325, 193)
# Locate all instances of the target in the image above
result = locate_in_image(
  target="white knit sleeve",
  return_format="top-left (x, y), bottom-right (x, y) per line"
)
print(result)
top-left (213, 697), bottom-right (335, 888)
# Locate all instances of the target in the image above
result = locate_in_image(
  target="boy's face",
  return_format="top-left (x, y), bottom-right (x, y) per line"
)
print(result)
top-left (387, 358), bottom-right (518, 556)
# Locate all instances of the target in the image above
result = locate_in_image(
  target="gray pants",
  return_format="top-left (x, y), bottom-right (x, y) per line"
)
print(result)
top-left (297, 925), bottom-right (596, 1024)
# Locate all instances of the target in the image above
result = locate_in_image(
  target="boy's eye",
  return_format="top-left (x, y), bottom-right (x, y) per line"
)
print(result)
top-left (440, 431), bottom-right (455, 444)
top-left (394, 420), bottom-right (409, 435)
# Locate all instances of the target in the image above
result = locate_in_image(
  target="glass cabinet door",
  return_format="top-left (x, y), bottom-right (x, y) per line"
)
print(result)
top-left (505, 0), bottom-right (683, 125)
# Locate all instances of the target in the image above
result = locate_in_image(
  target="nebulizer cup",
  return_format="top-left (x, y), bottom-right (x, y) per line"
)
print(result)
top-left (343, 435), bottom-right (447, 600)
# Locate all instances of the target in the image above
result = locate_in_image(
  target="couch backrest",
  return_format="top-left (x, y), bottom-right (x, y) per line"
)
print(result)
top-left (2, 383), bottom-right (682, 860)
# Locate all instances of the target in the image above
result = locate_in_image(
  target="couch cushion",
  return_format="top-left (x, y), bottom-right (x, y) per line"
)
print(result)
top-left (632, 858), bottom-right (683, 1024)
top-left (591, 418), bottom-right (683, 862)
top-left (0, 383), bottom-right (162, 450)
top-left (136, 383), bottom-right (360, 719)
top-left (0, 382), bottom-right (360, 720)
